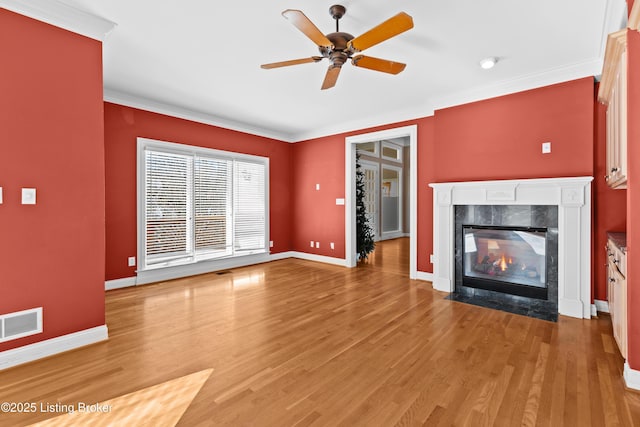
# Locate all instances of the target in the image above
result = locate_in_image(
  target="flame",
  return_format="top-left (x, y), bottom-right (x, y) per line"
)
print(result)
top-left (499, 255), bottom-right (507, 271)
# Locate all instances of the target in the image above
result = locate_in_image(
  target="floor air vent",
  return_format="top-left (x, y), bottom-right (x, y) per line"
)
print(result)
top-left (0, 308), bottom-right (42, 343)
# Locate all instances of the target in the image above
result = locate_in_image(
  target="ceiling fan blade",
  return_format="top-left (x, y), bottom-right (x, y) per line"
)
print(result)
top-left (321, 66), bottom-right (341, 90)
top-left (261, 57), bottom-right (323, 69)
top-left (282, 9), bottom-right (333, 48)
top-left (348, 12), bottom-right (414, 52)
top-left (352, 55), bottom-right (406, 74)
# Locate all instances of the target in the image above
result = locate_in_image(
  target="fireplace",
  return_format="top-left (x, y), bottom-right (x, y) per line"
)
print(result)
top-left (462, 225), bottom-right (548, 300)
top-left (429, 177), bottom-right (593, 319)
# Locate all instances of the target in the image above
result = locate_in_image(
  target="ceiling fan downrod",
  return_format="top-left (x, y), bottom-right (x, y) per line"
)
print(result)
top-left (329, 4), bottom-right (346, 32)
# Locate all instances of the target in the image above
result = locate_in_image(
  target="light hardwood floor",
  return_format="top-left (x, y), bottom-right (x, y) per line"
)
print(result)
top-left (1, 238), bottom-right (640, 426)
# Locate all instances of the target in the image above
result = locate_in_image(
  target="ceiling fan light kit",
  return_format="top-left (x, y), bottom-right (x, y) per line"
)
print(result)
top-left (261, 5), bottom-right (414, 90)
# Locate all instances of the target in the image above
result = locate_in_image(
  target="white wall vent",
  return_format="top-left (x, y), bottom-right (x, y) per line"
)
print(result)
top-left (0, 308), bottom-right (43, 343)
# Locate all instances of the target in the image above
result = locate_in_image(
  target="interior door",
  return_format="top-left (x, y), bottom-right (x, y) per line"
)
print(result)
top-left (360, 161), bottom-right (379, 241)
top-left (381, 165), bottom-right (402, 239)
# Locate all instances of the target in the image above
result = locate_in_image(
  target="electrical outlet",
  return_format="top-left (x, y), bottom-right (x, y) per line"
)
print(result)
top-left (128, 256), bottom-right (136, 267)
top-left (330, 242), bottom-right (335, 250)
top-left (315, 242), bottom-right (320, 248)
top-left (269, 241), bottom-right (274, 248)
top-left (430, 254), bottom-right (435, 263)
top-left (310, 241), bottom-right (314, 248)
top-left (542, 142), bottom-right (551, 154)
top-left (0, 187), bottom-right (3, 204)
top-left (316, 183), bottom-right (320, 190)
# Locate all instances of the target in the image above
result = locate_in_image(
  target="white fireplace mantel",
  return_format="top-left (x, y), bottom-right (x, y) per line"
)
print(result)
top-left (429, 176), bottom-right (594, 319)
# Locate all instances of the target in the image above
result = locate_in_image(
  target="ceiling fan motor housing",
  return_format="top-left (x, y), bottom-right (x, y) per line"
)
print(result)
top-left (320, 32), bottom-right (355, 67)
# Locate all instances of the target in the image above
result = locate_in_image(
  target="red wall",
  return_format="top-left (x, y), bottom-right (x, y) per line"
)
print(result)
top-left (0, 10), bottom-right (106, 351)
top-left (104, 103), bottom-right (293, 280)
top-left (433, 78), bottom-right (595, 182)
top-left (626, 28), bottom-right (640, 370)
top-left (593, 85), bottom-right (627, 301)
top-left (291, 135), bottom-right (346, 257)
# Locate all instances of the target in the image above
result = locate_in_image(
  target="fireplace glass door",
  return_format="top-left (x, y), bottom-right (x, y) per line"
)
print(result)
top-left (462, 225), bottom-right (548, 299)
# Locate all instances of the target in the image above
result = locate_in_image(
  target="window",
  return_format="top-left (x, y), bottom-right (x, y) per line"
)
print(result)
top-left (381, 141), bottom-right (402, 162)
top-left (356, 141), bottom-right (379, 156)
top-left (139, 138), bottom-right (268, 270)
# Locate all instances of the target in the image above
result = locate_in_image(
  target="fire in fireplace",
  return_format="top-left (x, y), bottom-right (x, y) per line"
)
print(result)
top-left (462, 225), bottom-right (548, 299)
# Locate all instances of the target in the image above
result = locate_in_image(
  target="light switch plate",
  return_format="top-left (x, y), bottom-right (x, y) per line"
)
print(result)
top-left (128, 256), bottom-right (136, 267)
top-left (22, 188), bottom-right (36, 205)
top-left (0, 187), bottom-right (3, 204)
top-left (336, 198), bottom-right (345, 205)
top-left (269, 241), bottom-right (274, 248)
top-left (542, 142), bottom-right (551, 154)
top-left (315, 242), bottom-right (320, 248)
top-left (316, 183), bottom-right (320, 190)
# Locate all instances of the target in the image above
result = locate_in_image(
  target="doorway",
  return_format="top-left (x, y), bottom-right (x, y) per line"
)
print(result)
top-left (345, 125), bottom-right (418, 278)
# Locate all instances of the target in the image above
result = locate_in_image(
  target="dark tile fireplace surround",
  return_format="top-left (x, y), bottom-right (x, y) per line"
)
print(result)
top-left (447, 205), bottom-right (559, 322)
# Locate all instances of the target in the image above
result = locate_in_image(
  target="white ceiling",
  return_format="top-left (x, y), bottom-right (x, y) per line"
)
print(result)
top-left (54, 0), bottom-right (626, 142)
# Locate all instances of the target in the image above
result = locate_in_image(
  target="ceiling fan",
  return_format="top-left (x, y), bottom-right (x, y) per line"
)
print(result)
top-left (261, 5), bottom-right (414, 90)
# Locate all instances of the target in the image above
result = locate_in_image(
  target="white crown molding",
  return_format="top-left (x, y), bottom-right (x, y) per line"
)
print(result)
top-left (0, 325), bottom-right (108, 371)
top-left (104, 88), bottom-right (295, 143)
top-left (0, 0), bottom-right (116, 41)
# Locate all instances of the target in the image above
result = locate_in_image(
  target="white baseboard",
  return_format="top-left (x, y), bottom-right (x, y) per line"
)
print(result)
top-left (118, 251), bottom-right (346, 288)
top-left (416, 271), bottom-right (434, 282)
top-left (105, 277), bottom-right (137, 291)
top-left (594, 299), bottom-right (610, 313)
top-left (624, 362), bottom-right (640, 391)
top-left (0, 325), bottom-right (108, 371)
top-left (289, 251), bottom-right (347, 267)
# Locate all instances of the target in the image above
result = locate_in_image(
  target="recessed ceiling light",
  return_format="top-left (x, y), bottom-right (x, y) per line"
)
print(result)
top-left (479, 57), bottom-right (498, 70)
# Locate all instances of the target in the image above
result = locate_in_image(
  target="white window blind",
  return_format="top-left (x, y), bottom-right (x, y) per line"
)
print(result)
top-left (141, 140), bottom-right (268, 270)
top-left (234, 161), bottom-right (266, 252)
top-left (145, 151), bottom-right (192, 265)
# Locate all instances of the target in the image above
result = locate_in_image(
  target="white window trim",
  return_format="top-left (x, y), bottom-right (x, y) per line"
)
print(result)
top-left (136, 137), bottom-right (270, 278)
top-left (381, 140), bottom-right (403, 162)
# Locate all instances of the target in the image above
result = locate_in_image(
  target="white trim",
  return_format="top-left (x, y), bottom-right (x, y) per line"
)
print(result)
top-left (137, 253), bottom-right (275, 285)
top-left (595, 299), bottom-right (610, 314)
top-left (0, 0), bottom-right (116, 41)
top-left (105, 277), bottom-right (137, 291)
top-left (429, 176), bottom-right (594, 319)
top-left (105, 89), bottom-right (290, 142)
top-left (416, 271), bottom-right (434, 282)
top-left (346, 125), bottom-right (418, 279)
top-left (624, 362), bottom-right (640, 391)
top-left (288, 252), bottom-right (347, 267)
top-left (118, 252), bottom-right (346, 288)
top-left (0, 325), bottom-right (108, 371)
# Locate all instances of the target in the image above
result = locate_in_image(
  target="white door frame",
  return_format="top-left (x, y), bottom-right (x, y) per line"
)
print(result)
top-left (345, 125), bottom-right (418, 279)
